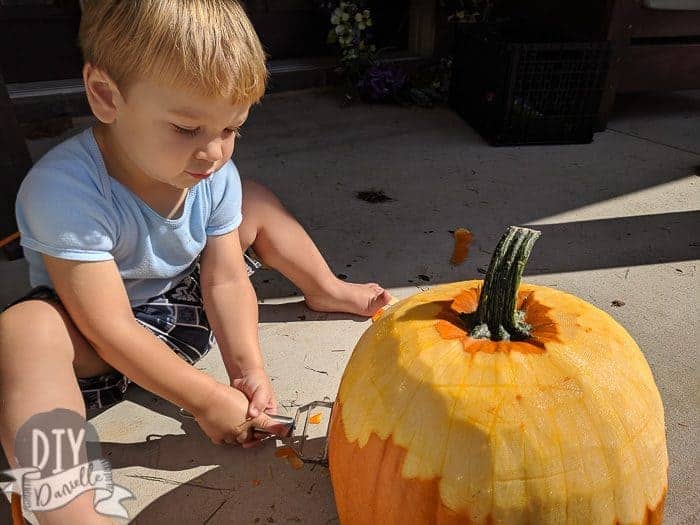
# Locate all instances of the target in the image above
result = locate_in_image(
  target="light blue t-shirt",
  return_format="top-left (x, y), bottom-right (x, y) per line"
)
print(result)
top-left (16, 127), bottom-right (243, 307)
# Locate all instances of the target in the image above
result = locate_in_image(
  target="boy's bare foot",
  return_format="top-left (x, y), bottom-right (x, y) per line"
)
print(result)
top-left (304, 280), bottom-right (394, 317)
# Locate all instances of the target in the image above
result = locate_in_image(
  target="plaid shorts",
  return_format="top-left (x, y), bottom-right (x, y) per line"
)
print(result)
top-left (3, 251), bottom-right (262, 410)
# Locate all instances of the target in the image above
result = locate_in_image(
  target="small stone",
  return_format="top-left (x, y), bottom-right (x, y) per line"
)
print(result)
top-left (337, 273), bottom-right (348, 280)
top-left (297, 315), bottom-right (306, 321)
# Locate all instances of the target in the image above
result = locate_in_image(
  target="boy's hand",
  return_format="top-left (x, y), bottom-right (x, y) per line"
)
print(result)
top-left (231, 367), bottom-right (278, 418)
top-left (193, 382), bottom-right (283, 447)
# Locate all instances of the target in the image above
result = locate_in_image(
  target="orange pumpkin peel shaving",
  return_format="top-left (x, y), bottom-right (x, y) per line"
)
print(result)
top-left (450, 228), bottom-right (473, 265)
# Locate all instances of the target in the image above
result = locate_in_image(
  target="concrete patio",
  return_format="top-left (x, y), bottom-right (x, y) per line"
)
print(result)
top-left (1, 88), bottom-right (698, 524)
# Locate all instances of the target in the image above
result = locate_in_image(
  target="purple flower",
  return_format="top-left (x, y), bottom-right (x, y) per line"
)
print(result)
top-left (358, 64), bottom-right (407, 101)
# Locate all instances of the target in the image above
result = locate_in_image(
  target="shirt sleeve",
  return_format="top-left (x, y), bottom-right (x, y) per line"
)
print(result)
top-left (15, 167), bottom-right (115, 261)
top-left (206, 160), bottom-right (243, 236)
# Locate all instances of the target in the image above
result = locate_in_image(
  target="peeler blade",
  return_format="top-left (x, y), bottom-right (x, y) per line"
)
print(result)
top-left (276, 400), bottom-right (334, 466)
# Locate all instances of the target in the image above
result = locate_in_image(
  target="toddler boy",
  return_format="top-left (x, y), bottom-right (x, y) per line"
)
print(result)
top-left (0, 1), bottom-right (391, 522)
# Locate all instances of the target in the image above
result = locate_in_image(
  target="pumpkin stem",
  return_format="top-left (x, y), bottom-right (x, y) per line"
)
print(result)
top-left (460, 226), bottom-right (541, 341)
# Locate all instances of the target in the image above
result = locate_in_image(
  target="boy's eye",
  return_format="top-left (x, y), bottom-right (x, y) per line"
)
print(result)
top-left (172, 124), bottom-right (200, 137)
top-left (172, 124), bottom-right (242, 139)
top-left (224, 127), bottom-right (243, 139)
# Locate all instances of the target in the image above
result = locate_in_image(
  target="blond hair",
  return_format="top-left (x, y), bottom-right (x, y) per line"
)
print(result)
top-left (79, 0), bottom-right (268, 104)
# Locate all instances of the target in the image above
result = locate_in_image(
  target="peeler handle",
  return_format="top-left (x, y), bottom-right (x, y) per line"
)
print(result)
top-left (254, 413), bottom-right (294, 437)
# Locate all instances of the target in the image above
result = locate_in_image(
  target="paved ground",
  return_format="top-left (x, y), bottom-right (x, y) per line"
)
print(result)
top-left (1, 88), bottom-right (698, 524)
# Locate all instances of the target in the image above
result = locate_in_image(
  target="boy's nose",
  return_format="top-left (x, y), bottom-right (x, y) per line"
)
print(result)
top-left (196, 139), bottom-right (224, 162)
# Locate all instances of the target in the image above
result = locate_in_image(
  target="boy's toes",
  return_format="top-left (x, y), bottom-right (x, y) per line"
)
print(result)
top-left (304, 280), bottom-right (397, 317)
top-left (366, 287), bottom-right (395, 316)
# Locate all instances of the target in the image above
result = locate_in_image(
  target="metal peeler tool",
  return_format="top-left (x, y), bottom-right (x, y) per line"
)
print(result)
top-left (179, 399), bottom-right (334, 466)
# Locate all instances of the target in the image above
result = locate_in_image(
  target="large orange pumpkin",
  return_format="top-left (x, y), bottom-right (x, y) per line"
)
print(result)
top-left (328, 227), bottom-right (667, 524)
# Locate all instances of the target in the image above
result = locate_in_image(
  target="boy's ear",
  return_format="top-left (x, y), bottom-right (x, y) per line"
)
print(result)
top-left (82, 63), bottom-right (124, 124)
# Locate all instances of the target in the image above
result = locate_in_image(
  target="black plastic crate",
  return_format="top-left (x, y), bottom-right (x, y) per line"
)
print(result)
top-left (449, 24), bottom-right (611, 146)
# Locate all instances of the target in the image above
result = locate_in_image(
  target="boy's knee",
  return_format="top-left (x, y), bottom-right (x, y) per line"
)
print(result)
top-left (0, 300), bottom-right (75, 358)
top-left (242, 180), bottom-right (279, 207)
top-left (0, 299), bottom-right (113, 380)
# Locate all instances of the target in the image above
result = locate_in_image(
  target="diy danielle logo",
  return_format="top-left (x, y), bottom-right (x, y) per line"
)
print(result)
top-left (1, 408), bottom-right (133, 519)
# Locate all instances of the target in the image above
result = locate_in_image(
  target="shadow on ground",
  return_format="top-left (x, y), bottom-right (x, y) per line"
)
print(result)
top-left (238, 90), bottom-right (697, 299)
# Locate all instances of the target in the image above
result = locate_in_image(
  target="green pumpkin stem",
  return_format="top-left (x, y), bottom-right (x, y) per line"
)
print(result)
top-left (460, 226), bottom-right (541, 341)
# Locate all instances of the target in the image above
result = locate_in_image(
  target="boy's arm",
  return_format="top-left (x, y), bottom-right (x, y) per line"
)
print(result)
top-left (199, 229), bottom-right (275, 417)
top-left (44, 255), bottom-right (285, 444)
top-left (43, 255), bottom-right (218, 415)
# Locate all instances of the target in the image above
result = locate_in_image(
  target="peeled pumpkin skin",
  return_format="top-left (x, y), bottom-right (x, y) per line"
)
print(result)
top-left (328, 230), bottom-right (667, 525)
